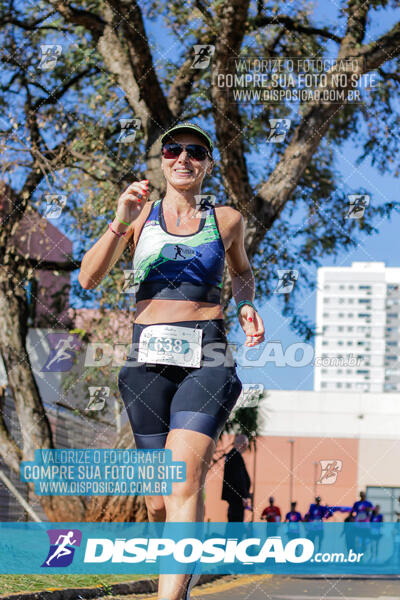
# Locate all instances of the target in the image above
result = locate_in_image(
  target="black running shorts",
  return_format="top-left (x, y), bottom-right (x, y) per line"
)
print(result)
top-left (118, 319), bottom-right (243, 448)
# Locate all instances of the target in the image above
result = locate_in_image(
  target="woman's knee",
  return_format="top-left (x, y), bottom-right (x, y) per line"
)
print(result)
top-left (145, 495), bottom-right (166, 519)
top-left (166, 475), bottom-right (205, 502)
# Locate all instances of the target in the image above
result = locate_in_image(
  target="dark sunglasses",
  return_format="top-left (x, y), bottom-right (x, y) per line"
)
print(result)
top-left (161, 142), bottom-right (211, 161)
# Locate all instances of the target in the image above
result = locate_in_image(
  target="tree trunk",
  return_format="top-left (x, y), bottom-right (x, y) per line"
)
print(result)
top-left (0, 250), bottom-right (86, 520)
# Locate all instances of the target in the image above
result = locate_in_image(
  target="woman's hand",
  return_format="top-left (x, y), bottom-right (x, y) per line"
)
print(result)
top-left (238, 304), bottom-right (265, 347)
top-left (116, 180), bottom-right (150, 225)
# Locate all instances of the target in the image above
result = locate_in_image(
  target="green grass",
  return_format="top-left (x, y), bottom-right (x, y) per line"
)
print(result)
top-left (0, 574), bottom-right (154, 595)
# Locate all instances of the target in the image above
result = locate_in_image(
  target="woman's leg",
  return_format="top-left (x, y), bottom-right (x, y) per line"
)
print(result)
top-left (118, 357), bottom-right (176, 524)
top-left (145, 495), bottom-right (166, 522)
top-left (157, 428), bottom-right (215, 600)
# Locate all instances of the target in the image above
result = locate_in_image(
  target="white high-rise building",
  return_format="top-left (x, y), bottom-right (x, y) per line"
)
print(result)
top-left (314, 262), bottom-right (400, 393)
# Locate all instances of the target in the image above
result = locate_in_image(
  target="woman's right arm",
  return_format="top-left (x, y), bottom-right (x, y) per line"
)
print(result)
top-left (78, 180), bottom-right (150, 290)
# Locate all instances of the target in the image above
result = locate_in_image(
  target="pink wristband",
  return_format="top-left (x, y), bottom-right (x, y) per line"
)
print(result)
top-left (109, 223), bottom-right (127, 238)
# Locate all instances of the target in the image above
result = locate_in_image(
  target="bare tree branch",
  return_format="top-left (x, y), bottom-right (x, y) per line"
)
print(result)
top-left (248, 14), bottom-right (342, 43)
top-left (27, 257), bottom-right (79, 272)
top-left (167, 35), bottom-right (216, 118)
top-left (194, 0), bottom-right (215, 27)
top-left (377, 66), bottom-right (400, 84)
top-left (46, 1), bottom-right (105, 36)
top-left (360, 20), bottom-right (400, 71)
top-left (0, 9), bottom-right (57, 30)
top-left (33, 67), bottom-right (98, 111)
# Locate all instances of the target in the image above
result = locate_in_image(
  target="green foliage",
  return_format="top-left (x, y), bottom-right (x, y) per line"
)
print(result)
top-left (224, 405), bottom-right (260, 446)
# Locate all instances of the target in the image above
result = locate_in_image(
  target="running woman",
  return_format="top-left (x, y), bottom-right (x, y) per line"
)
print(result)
top-left (78, 122), bottom-right (265, 600)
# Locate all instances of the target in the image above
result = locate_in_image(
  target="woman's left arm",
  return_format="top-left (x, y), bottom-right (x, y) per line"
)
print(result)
top-left (225, 212), bottom-right (265, 347)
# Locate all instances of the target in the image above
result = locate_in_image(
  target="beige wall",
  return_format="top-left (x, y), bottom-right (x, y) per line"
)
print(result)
top-left (205, 433), bottom-right (358, 522)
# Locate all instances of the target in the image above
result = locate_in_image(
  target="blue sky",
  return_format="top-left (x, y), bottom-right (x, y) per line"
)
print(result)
top-left (68, 1), bottom-right (399, 391)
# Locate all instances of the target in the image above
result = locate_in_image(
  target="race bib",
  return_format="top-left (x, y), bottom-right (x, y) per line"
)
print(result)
top-left (138, 324), bottom-right (203, 368)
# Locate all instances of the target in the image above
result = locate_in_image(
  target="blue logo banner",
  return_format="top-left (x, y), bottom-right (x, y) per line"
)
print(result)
top-left (0, 522), bottom-right (399, 574)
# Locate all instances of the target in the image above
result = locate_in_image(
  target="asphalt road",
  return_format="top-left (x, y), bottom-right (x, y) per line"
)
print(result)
top-left (194, 574), bottom-right (400, 600)
top-left (101, 574), bottom-right (400, 600)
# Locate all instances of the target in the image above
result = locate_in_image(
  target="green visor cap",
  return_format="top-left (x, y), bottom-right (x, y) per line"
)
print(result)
top-left (160, 122), bottom-right (214, 154)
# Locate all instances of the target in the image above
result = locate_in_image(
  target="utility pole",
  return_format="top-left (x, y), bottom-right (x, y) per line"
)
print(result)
top-left (289, 439), bottom-right (295, 506)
